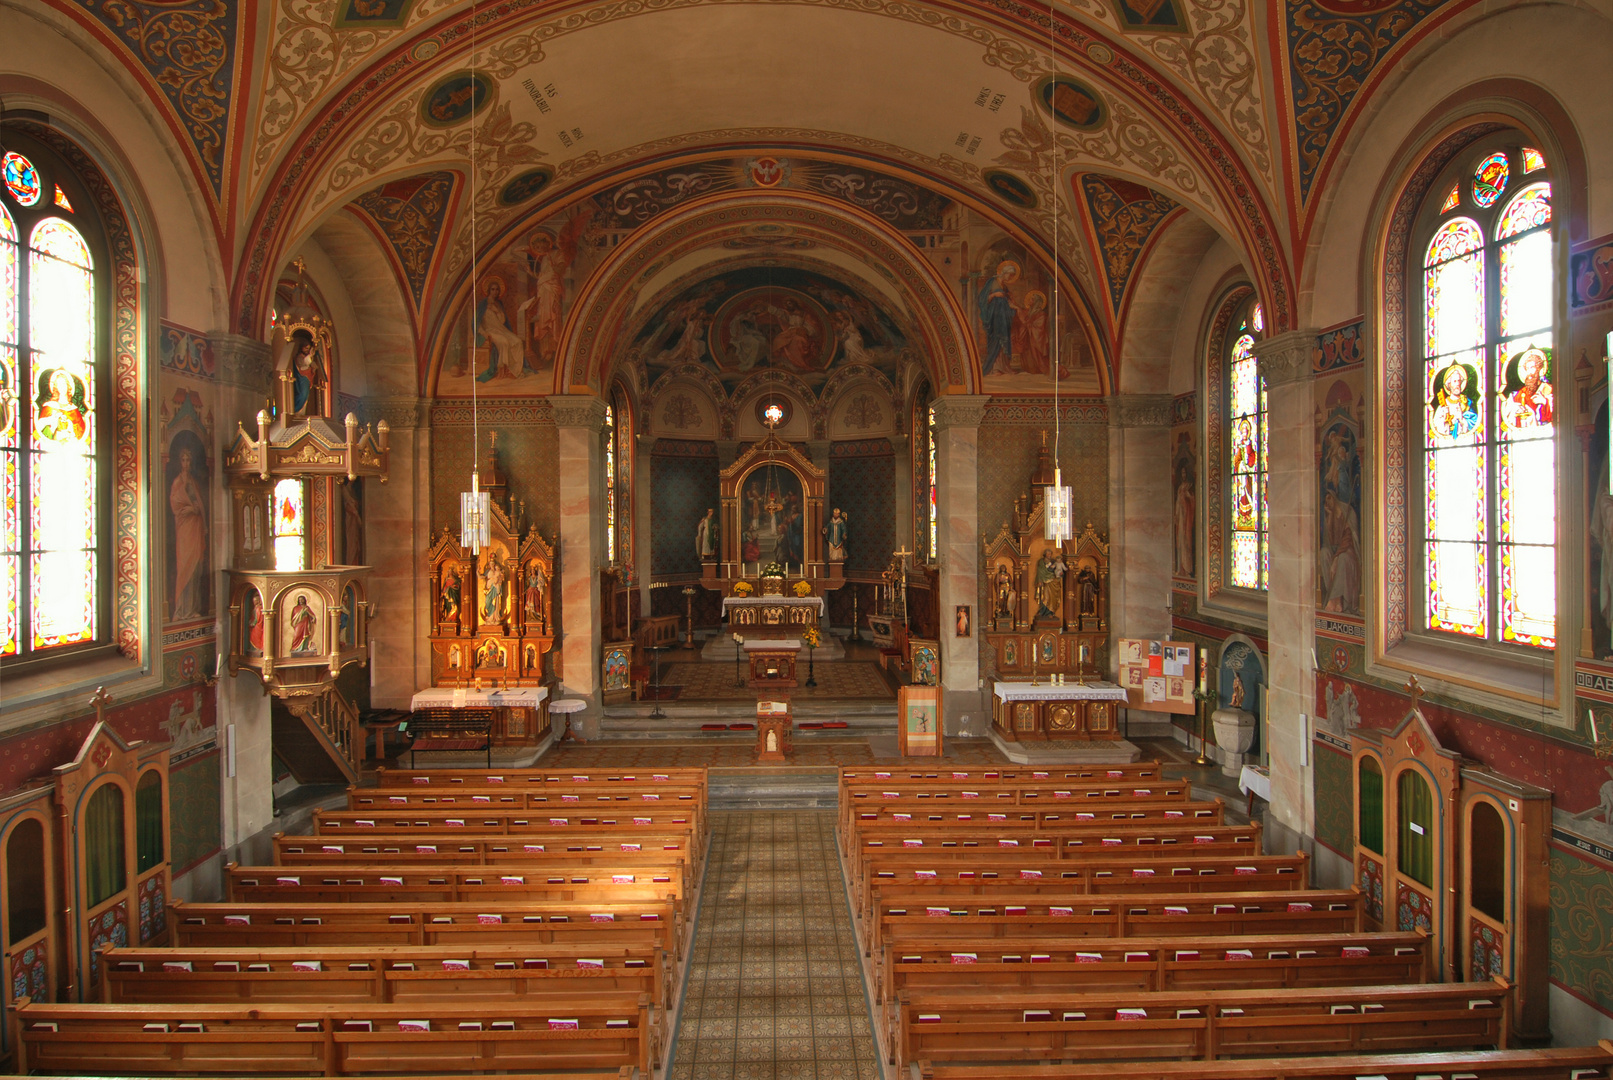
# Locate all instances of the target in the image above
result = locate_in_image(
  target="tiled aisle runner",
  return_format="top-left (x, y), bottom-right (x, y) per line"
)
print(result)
top-left (671, 810), bottom-right (881, 1080)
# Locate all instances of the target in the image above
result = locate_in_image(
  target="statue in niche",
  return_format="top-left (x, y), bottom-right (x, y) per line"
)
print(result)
top-left (440, 566), bottom-right (462, 623)
top-left (481, 560), bottom-right (507, 624)
top-left (1033, 547), bottom-right (1065, 622)
top-left (1074, 562), bottom-right (1100, 618)
top-left (993, 563), bottom-right (1016, 622)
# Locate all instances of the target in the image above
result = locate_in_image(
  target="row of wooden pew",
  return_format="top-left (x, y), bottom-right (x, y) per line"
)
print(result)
top-left (16, 765), bottom-right (711, 1079)
top-left (835, 763), bottom-right (1613, 1079)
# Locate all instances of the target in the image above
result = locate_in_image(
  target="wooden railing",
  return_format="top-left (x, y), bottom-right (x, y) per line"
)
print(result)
top-left (284, 688), bottom-right (363, 782)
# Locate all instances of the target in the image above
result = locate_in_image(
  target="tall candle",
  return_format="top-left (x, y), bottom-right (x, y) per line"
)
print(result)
top-left (1197, 651), bottom-right (1207, 692)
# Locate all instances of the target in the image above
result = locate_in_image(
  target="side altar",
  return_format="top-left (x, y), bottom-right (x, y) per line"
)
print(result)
top-left (423, 447), bottom-right (555, 746)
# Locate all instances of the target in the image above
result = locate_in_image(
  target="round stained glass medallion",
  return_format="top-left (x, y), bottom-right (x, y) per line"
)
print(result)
top-left (1471, 151), bottom-right (1509, 209)
top-left (3, 152), bottom-right (41, 206)
top-left (763, 403), bottom-right (784, 427)
top-left (755, 396), bottom-right (792, 430)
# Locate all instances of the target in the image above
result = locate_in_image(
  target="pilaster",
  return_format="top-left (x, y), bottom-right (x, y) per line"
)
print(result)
top-left (549, 396), bottom-right (609, 734)
top-left (1254, 329), bottom-right (1319, 847)
top-left (1107, 394), bottom-right (1174, 674)
top-left (364, 397), bottom-right (433, 707)
top-left (634, 432), bottom-right (654, 617)
top-left (931, 395), bottom-right (989, 732)
top-left (888, 433), bottom-right (913, 570)
top-left (210, 333), bottom-right (273, 395)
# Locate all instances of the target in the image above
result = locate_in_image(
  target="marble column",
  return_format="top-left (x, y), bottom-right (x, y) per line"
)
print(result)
top-left (210, 333), bottom-right (276, 858)
top-left (1106, 394), bottom-right (1175, 677)
top-left (932, 395), bottom-right (990, 734)
top-left (363, 397), bottom-right (433, 710)
top-left (1254, 330), bottom-right (1319, 850)
top-left (549, 396), bottom-right (609, 734)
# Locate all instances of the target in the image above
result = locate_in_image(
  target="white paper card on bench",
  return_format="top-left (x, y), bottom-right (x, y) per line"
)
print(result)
top-left (577, 958), bottom-right (604, 968)
top-left (548, 1019), bottom-right (579, 1030)
top-left (1115, 1008), bottom-right (1147, 1020)
top-left (162, 961), bottom-right (193, 972)
top-left (398, 1020), bottom-right (431, 1032)
top-left (1075, 952), bottom-right (1102, 963)
top-left (478, 914), bottom-right (503, 925)
top-left (591, 913), bottom-right (615, 922)
top-left (441, 959), bottom-right (470, 970)
top-left (1048, 906), bottom-right (1073, 917)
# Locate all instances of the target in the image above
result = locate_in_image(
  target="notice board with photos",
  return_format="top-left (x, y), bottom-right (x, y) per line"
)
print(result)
top-left (1117, 638), bottom-right (1197, 715)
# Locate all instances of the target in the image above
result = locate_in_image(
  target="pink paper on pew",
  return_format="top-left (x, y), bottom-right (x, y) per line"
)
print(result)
top-left (1019, 870), bottom-right (1042, 880)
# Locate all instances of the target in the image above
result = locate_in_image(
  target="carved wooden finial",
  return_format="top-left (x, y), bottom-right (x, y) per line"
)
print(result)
top-left (88, 685), bottom-right (112, 723)
top-left (1403, 674), bottom-right (1425, 711)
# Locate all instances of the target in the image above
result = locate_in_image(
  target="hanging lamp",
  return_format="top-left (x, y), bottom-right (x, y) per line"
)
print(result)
top-left (459, 1), bottom-right (491, 554)
top-left (1042, 4), bottom-right (1073, 544)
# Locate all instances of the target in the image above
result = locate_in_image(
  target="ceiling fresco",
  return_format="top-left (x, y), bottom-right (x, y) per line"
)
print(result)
top-left (33, 0), bottom-right (1493, 377)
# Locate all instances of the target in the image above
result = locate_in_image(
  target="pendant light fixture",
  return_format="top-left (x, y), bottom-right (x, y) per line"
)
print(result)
top-left (1042, 5), bottom-right (1074, 544)
top-left (459, 2), bottom-right (491, 554)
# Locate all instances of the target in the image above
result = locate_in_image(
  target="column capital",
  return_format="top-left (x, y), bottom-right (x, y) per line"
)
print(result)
top-left (546, 394), bottom-right (609, 431)
top-left (930, 394), bottom-right (990, 432)
top-left (367, 397), bottom-right (430, 430)
top-left (1254, 329), bottom-right (1319, 386)
top-left (1107, 393), bottom-right (1173, 429)
top-left (209, 332), bottom-right (273, 393)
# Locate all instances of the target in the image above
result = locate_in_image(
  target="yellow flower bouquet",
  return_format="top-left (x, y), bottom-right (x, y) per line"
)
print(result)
top-left (732, 581), bottom-right (754, 596)
top-left (793, 580), bottom-right (813, 597)
top-left (802, 626), bottom-right (822, 649)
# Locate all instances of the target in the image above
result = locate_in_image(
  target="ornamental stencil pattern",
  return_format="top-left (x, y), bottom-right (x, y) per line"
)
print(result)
top-left (1548, 845), bottom-right (1613, 1015)
top-left (1077, 173), bottom-right (1179, 316)
top-left (1311, 737), bottom-right (1353, 857)
top-left (828, 443), bottom-right (894, 574)
top-left (650, 451), bottom-right (718, 578)
top-left (74, 0), bottom-right (239, 198)
top-left (1286, 1), bottom-right (1448, 205)
top-left (350, 172), bottom-right (457, 312)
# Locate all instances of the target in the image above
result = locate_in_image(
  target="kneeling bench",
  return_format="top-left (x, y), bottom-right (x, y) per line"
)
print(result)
top-left (405, 708), bottom-right (494, 767)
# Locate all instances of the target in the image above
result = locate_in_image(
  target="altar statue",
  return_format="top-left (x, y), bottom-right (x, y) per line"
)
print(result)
top-left (993, 563), bottom-right (1016, 620)
top-left (825, 507), bottom-right (848, 562)
top-left (696, 507), bottom-right (718, 559)
top-left (1034, 547), bottom-right (1065, 621)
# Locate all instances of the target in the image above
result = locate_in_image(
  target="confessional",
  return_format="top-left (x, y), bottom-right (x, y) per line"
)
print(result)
top-left (1350, 697), bottom-right (1551, 1040)
top-left (0, 704), bottom-right (173, 1065)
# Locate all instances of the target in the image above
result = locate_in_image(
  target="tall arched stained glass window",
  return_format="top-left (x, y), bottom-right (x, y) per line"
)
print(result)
top-left (1, 142), bottom-right (106, 663)
top-left (1227, 301), bottom-right (1266, 590)
top-left (927, 404), bottom-right (938, 564)
top-left (1421, 143), bottom-right (1556, 649)
top-left (603, 403), bottom-right (617, 566)
top-left (609, 385), bottom-right (632, 570)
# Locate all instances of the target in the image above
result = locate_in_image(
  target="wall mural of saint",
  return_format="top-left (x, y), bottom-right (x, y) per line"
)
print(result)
top-left (740, 463), bottom-right (805, 569)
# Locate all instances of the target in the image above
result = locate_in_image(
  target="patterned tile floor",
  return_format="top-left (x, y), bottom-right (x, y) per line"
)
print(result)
top-left (670, 810), bottom-right (883, 1080)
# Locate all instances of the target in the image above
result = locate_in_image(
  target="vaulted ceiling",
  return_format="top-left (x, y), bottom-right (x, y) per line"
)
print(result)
top-left (39, 0), bottom-right (1491, 390)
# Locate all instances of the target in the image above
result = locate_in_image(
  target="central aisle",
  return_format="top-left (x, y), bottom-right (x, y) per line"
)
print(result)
top-left (670, 810), bottom-right (882, 1080)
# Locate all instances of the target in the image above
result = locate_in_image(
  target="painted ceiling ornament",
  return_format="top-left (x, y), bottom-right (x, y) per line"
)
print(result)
top-left (747, 157), bottom-right (789, 187)
top-left (1111, 0), bottom-right (1189, 33)
top-left (982, 169), bottom-right (1038, 210)
top-left (1033, 75), bottom-right (1109, 132)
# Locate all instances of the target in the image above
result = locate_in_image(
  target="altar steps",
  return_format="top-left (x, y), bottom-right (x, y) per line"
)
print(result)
top-left (599, 699), bottom-right (896, 739)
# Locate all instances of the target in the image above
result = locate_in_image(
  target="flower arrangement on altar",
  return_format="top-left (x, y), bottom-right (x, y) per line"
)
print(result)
top-left (793, 580), bottom-right (813, 597)
top-left (802, 626), bottom-right (822, 649)
top-left (761, 561), bottom-right (786, 578)
top-left (732, 581), bottom-right (754, 596)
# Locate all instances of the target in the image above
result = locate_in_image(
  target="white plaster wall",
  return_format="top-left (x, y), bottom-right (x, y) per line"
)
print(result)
top-left (296, 239), bottom-right (371, 398)
top-left (312, 214), bottom-right (418, 399)
top-left (1304, 3), bottom-right (1613, 326)
top-left (1116, 214), bottom-right (1223, 393)
top-left (1165, 239), bottom-right (1248, 396)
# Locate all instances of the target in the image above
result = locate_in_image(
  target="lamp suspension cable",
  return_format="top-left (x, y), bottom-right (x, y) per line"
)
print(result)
top-left (1043, 0), bottom-right (1073, 544)
top-left (459, 0), bottom-right (491, 554)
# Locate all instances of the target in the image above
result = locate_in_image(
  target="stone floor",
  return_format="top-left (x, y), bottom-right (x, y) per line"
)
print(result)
top-left (670, 809), bottom-right (883, 1080)
top-left (653, 659), bottom-right (896, 702)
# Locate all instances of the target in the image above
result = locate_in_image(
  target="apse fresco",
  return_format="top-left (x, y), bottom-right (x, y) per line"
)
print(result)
top-left (627, 266), bottom-right (910, 392)
top-left (970, 233), bottom-right (1100, 395)
top-left (1315, 376), bottom-right (1362, 616)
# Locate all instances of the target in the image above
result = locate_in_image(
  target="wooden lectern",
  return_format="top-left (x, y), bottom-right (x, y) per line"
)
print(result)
top-left (756, 699), bottom-right (792, 762)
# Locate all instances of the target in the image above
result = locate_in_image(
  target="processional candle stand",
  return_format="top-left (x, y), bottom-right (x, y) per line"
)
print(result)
top-left (681, 586), bottom-right (698, 649)
top-left (732, 633), bottom-right (745, 688)
top-left (1192, 652), bottom-right (1213, 766)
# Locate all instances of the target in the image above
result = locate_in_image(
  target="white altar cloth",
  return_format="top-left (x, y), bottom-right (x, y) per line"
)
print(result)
top-left (1238, 764), bottom-right (1271, 803)
top-left (992, 680), bottom-right (1128, 703)
top-left (742, 639), bottom-right (802, 652)
top-left (722, 595), bottom-right (826, 619)
top-left (409, 686), bottom-right (548, 710)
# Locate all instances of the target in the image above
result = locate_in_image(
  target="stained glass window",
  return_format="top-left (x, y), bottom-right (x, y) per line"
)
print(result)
top-left (1227, 306), bottom-right (1266, 590)
top-left (1439, 184), bottom-right (1460, 213)
top-left (3, 153), bottom-right (40, 208)
top-left (2, 137), bottom-right (107, 665)
top-left (927, 404), bottom-right (938, 562)
top-left (603, 403), bottom-right (616, 566)
top-left (609, 386), bottom-right (632, 571)
top-left (1472, 152), bottom-right (1509, 209)
top-left (1421, 146), bottom-right (1555, 649)
top-left (1521, 147), bottom-right (1546, 174)
top-left (53, 185), bottom-right (72, 213)
top-left (273, 478), bottom-right (306, 572)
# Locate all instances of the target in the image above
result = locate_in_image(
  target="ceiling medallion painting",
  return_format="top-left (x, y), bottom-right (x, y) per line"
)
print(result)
top-left (630, 266), bottom-right (909, 394)
top-left (982, 169), bottom-right (1039, 210)
top-left (333, 0), bottom-right (416, 28)
top-left (1111, 0), bottom-right (1189, 33)
top-left (420, 70), bottom-right (495, 128)
top-left (1033, 75), bottom-right (1110, 132)
top-left (500, 167), bottom-right (555, 206)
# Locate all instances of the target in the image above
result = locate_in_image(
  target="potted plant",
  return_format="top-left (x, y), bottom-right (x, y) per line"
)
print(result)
top-left (793, 580), bottom-right (813, 597)
top-left (732, 581), bottom-right (754, 597)
top-left (760, 561), bottom-right (787, 596)
top-left (802, 625), bottom-right (821, 688)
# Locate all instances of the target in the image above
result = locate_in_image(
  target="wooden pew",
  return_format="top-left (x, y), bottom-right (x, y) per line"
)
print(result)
top-left (348, 783), bottom-right (706, 834)
top-left (840, 763), bottom-right (1170, 787)
top-left (376, 765), bottom-right (709, 790)
top-left (890, 979), bottom-right (1513, 1071)
top-left (271, 835), bottom-right (697, 880)
top-left (873, 931), bottom-right (1429, 1061)
top-left (224, 863), bottom-right (686, 921)
top-left (846, 822), bottom-right (1261, 887)
top-left (169, 900), bottom-right (681, 960)
top-left (313, 807), bottom-right (701, 840)
top-left (872, 890), bottom-right (1363, 960)
top-left (916, 1045), bottom-right (1613, 1080)
top-left (18, 995), bottom-right (656, 1077)
top-left (102, 942), bottom-right (672, 1013)
top-left (846, 804), bottom-right (1231, 832)
top-left (855, 851), bottom-right (1308, 922)
top-left (838, 784), bottom-right (1198, 840)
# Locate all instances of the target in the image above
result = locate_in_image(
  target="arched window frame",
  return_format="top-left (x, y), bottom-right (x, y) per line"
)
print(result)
top-left (1374, 122), bottom-right (1570, 717)
top-left (1, 135), bottom-right (114, 671)
top-left (1200, 283), bottom-right (1269, 619)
